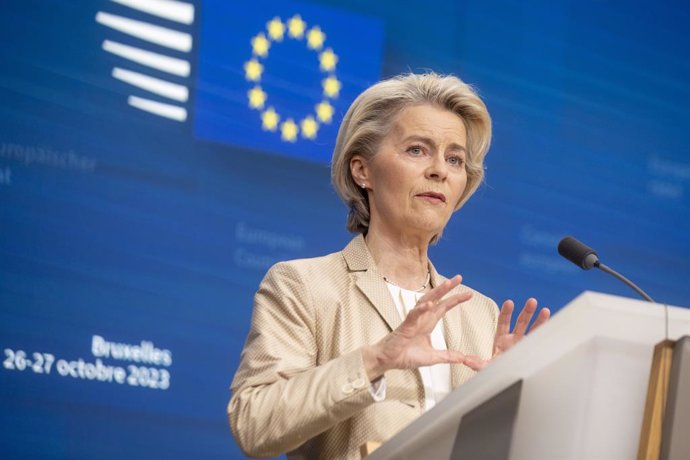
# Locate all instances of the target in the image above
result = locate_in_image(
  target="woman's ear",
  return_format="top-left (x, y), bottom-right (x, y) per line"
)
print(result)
top-left (350, 155), bottom-right (370, 188)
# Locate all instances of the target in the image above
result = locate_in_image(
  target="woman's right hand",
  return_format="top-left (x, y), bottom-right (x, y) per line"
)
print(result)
top-left (362, 275), bottom-right (473, 381)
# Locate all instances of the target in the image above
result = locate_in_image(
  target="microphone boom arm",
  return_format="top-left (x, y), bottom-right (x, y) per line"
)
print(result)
top-left (595, 262), bottom-right (655, 303)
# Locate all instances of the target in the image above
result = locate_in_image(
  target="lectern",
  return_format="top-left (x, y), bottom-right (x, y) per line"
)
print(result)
top-left (366, 291), bottom-right (690, 460)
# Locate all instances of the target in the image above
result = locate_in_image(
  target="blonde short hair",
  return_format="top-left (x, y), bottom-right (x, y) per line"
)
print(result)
top-left (331, 72), bottom-right (492, 238)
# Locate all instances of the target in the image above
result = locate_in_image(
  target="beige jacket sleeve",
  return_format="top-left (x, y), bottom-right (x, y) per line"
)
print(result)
top-left (228, 262), bottom-right (376, 458)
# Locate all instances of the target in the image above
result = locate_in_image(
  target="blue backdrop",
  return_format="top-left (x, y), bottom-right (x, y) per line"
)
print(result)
top-left (1, 0), bottom-right (688, 458)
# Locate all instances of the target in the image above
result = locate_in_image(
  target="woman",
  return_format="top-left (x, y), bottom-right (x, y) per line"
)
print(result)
top-left (228, 72), bottom-right (550, 459)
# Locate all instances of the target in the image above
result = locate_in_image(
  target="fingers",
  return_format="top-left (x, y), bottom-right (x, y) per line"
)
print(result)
top-left (430, 349), bottom-right (468, 366)
top-left (418, 275), bottom-right (462, 305)
top-left (512, 297), bottom-right (538, 338)
top-left (498, 298), bottom-right (550, 339)
top-left (462, 354), bottom-right (489, 371)
top-left (496, 300), bottom-right (514, 338)
top-left (436, 290), bottom-right (473, 315)
top-left (418, 274), bottom-right (472, 318)
top-left (407, 275), bottom-right (470, 325)
top-left (430, 351), bottom-right (490, 371)
top-left (403, 290), bottom-right (472, 335)
top-left (401, 300), bottom-right (434, 328)
top-left (530, 307), bottom-right (551, 331)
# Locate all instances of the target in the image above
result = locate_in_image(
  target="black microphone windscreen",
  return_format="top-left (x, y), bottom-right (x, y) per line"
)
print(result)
top-left (558, 236), bottom-right (599, 270)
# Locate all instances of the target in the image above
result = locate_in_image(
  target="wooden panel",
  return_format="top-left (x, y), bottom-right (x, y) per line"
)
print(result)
top-left (637, 340), bottom-right (675, 460)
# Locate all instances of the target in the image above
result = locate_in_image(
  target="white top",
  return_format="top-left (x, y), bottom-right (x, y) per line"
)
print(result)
top-left (385, 282), bottom-right (452, 411)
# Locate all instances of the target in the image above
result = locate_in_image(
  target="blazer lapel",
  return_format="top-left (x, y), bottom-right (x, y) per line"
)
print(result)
top-left (430, 264), bottom-right (464, 388)
top-left (342, 235), bottom-right (402, 331)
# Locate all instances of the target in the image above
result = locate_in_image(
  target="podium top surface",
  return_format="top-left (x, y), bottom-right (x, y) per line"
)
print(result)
top-left (443, 291), bottom-right (688, 413)
top-left (366, 291), bottom-right (690, 460)
top-left (450, 290), bottom-right (689, 409)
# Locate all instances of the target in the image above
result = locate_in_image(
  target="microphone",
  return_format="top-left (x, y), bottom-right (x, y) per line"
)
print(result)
top-left (558, 236), bottom-right (655, 302)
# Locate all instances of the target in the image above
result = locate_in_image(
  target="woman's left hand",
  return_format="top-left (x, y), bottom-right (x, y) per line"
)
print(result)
top-left (463, 298), bottom-right (550, 371)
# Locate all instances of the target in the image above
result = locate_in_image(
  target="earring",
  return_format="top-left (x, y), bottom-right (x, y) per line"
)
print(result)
top-left (360, 183), bottom-right (366, 189)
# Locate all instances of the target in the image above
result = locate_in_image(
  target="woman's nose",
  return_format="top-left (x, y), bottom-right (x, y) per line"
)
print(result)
top-left (425, 155), bottom-right (448, 181)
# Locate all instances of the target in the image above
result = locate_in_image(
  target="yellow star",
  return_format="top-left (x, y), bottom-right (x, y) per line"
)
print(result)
top-left (244, 58), bottom-right (263, 81)
top-left (322, 76), bottom-right (341, 98)
top-left (287, 15), bottom-right (306, 39)
top-left (300, 116), bottom-right (319, 139)
top-left (247, 86), bottom-right (267, 109)
top-left (319, 48), bottom-right (338, 71)
top-left (266, 17), bottom-right (285, 41)
top-left (306, 26), bottom-right (325, 50)
top-left (261, 107), bottom-right (280, 131)
top-left (281, 118), bottom-right (298, 142)
top-left (251, 33), bottom-right (270, 57)
top-left (315, 101), bottom-right (334, 123)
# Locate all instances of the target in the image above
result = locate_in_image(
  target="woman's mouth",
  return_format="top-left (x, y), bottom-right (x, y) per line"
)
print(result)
top-left (416, 192), bottom-right (447, 204)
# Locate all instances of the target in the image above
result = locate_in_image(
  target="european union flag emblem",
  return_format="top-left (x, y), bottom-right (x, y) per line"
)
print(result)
top-left (194, 0), bottom-right (384, 163)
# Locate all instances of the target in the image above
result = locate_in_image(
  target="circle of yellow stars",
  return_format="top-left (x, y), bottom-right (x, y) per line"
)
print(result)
top-left (244, 15), bottom-right (340, 143)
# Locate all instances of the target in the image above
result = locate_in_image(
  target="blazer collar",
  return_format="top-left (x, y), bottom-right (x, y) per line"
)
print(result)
top-left (342, 234), bottom-right (445, 279)
top-left (342, 235), bottom-right (402, 331)
top-left (341, 234), bottom-right (372, 272)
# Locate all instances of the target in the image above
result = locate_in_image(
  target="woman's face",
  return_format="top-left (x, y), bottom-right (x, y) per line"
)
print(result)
top-left (355, 104), bottom-right (468, 240)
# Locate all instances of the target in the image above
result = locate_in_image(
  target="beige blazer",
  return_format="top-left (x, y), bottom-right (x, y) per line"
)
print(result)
top-left (228, 235), bottom-right (498, 459)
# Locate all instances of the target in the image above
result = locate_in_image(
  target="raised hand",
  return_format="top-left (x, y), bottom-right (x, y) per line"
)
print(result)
top-left (463, 298), bottom-right (550, 371)
top-left (362, 275), bottom-right (473, 381)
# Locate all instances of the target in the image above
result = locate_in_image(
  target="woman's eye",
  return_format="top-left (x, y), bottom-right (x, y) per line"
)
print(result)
top-left (447, 155), bottom-right (465, 167)
top-left (407, 146), bottom-right (424, 156)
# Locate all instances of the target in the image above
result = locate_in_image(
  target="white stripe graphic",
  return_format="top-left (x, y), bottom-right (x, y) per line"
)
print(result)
top-left (103, 40), bottom-right (190, 77)
top-left (96, 11), bottom-right (192, 52)
top-left (128, 95), bottom-right (187, 121)
top-left (113, 67), bottom-right (189, 102)
top-left (111, 0), bottom-right (195, 25)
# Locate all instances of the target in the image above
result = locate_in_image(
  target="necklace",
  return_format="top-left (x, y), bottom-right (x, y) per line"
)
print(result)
top-left (383, 271), bottom-right (431, 292)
